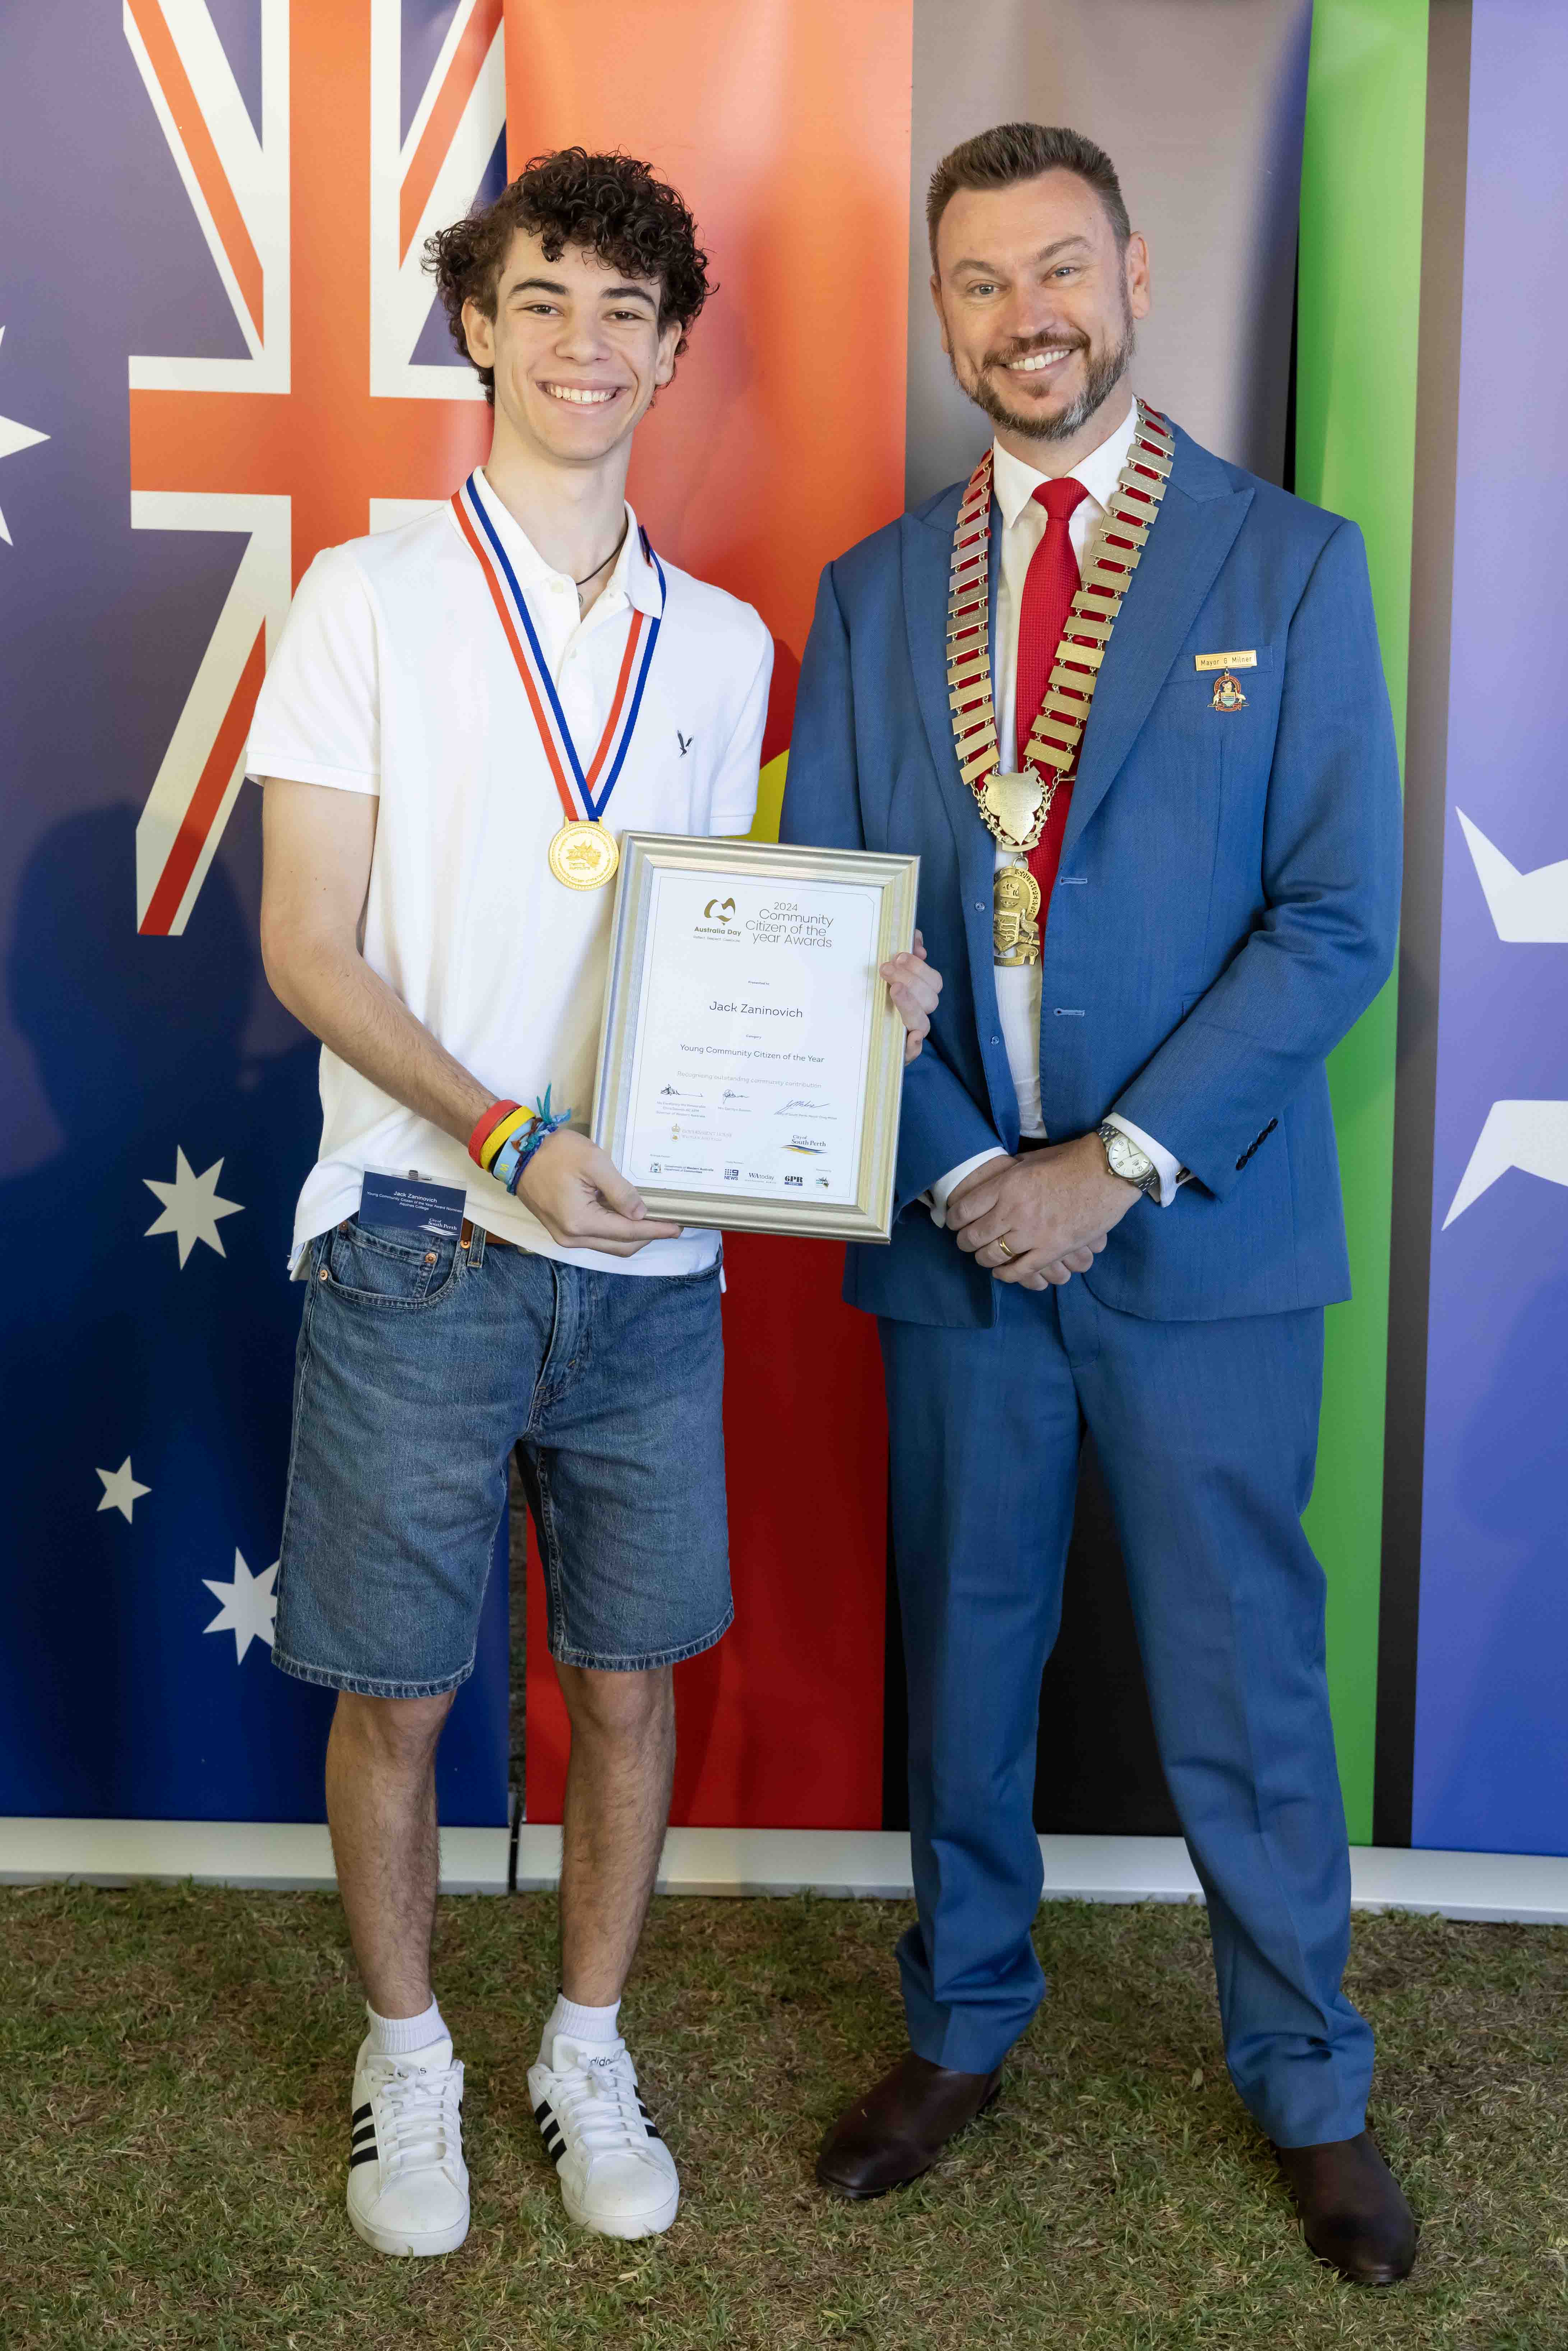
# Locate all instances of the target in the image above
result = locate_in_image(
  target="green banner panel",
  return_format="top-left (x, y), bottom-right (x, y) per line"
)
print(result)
top-left (1295, 0), bottom-right (1428, 1841)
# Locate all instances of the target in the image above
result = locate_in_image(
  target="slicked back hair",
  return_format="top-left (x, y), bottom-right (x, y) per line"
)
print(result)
top-left (927, 122), bottom-right (1131, 270)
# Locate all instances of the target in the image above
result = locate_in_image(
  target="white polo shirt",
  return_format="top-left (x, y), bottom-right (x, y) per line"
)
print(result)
top-left (246, 469), bottom-right (772, 1274)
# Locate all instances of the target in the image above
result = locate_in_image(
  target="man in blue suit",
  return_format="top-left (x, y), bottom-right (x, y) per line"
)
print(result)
top-left (781, 124), bottom-right (1415, 2286)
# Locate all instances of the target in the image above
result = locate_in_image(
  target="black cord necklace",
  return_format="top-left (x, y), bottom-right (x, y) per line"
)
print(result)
top-left (574, 518), bottom-right (629, 593)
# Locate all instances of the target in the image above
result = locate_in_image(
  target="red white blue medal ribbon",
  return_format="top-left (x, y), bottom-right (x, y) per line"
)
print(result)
top-left (452, 471), bottom-right (665, 826)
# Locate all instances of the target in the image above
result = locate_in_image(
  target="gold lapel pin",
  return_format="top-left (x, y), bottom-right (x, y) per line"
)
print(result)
top-left (1211, 670), bottom-right (1247, 712)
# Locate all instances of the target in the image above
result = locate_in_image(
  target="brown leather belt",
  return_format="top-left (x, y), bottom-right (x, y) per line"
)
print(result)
top-left (459, 1217), bottom-right (517, 1251)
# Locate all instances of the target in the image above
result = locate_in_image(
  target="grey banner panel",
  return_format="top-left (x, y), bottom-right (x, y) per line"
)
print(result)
top-left (907, 0), bottom-right (1312, 506)
top-left (896, 0), bottom-right (1310, 1838)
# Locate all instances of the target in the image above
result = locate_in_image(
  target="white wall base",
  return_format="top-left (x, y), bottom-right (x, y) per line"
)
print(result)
top-left (622, 1829), bottom-right (1568, 1922)
top-left (3, 1818), bottom-right (1565, 1923)
top-left (0, 1817), bottom-right (508, 1894)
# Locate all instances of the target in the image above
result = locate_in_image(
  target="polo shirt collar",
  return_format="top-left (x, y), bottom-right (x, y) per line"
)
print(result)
top-left (614, 502), bottom-right (662, 618)
top-left (991, 393), bottom-right (1138, 531)
top-left (469, 468), bottom-right (662, 617)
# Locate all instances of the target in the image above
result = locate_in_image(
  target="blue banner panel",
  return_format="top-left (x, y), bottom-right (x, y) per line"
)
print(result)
top-left (0, 6), bottom-right (507, 1827)
top-left (1412, 0), bottom-right (1568, 1855)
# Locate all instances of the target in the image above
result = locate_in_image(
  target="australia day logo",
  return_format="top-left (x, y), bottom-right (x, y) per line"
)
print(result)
top-left (697, 893), bottom-right (741, 940)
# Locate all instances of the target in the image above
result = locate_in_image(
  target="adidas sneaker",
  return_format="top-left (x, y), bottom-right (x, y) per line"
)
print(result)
top-left (527, 2033), bottom-right (679, 2240)
top-left (346, 2032), bottom-right (469, 2258)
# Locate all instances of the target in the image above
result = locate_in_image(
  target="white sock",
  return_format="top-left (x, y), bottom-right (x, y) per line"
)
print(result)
top-left (540, 1989), bottom-right (621, 2066)
top-left (366, 1996), bottom-right (447, 2056)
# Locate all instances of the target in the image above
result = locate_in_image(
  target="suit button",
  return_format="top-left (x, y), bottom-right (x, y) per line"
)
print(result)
top-left (990, 1033), bottom-right (1002, 1046)
top-left (974, 900), bottom-right (985, 911)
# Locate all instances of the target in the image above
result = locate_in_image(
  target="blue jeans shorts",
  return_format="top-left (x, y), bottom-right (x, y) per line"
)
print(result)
top-left (273, 1217), bottom-right (731, 1697)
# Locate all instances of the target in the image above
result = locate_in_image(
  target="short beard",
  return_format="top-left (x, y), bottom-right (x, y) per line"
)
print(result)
top-left (958, 311), bottom-right (1136, 444)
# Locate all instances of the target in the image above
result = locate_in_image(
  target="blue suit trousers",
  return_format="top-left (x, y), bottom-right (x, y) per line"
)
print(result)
top-left (882, 1277), bottom-right (1374, 2149)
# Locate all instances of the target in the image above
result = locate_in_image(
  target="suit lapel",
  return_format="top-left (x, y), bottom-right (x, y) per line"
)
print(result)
top-left (1062, 431), bottom-right (1253, 860)
top-left (901, 488), bottom-right (1004, 1062)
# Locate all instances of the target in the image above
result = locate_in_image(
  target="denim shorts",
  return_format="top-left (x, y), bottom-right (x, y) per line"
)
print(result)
top-left (273, 1217), bottom-right (731, 1697)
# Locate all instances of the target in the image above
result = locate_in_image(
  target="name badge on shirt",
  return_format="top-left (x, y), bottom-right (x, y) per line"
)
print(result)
top-left (359, 1169), bottom-right (466, 1242)
top-left (1193, 649), bottom-right (1257, 672)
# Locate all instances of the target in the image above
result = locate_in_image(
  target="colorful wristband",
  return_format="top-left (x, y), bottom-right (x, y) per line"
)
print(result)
top-left (478, 1103), bottom-right (536, 1172)
top-left (490, 1125), bottom-right (534, 1192)
top-left (467, 1098), bottom-right (521, 1169)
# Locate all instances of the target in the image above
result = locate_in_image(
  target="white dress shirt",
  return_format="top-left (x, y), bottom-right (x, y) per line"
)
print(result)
top-left (929, 397), bottom-right (1183, 1224)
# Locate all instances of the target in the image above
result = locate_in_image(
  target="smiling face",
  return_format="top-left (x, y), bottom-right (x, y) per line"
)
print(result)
top-left (931, 168), bottom-right (1150, 455)
top-left (462, 227), bottom-right (681, 470)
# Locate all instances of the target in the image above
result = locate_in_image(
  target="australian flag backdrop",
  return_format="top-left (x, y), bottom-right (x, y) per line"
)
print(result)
top-left (0, 2), bottom-right (510, 1825)
top-left (4, 0), bottom-right (1565, 1865)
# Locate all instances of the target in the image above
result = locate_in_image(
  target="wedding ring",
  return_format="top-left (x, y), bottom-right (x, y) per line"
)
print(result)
top-left (995, 1236), bottom-right (1016, 1260)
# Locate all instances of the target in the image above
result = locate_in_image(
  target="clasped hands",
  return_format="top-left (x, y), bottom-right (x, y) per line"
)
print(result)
top-left (946, 1131), bottom-right (1143, 1289)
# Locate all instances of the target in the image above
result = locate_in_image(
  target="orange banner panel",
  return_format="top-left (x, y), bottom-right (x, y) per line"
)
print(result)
top-left (507, 0), bottom-right (913, 1828)
top-left (505, 0), bottom-right (913, 748)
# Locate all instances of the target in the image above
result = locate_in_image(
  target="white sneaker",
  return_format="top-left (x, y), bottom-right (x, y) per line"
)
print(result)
top-left (527, 2034), bottom-right (680, 2240)
top-left (346, 2032), bottom-right (470, 2258)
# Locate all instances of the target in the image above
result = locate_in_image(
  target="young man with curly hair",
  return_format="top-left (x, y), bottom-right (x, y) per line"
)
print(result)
top-left (251, 145), bottom-right (939, 2257)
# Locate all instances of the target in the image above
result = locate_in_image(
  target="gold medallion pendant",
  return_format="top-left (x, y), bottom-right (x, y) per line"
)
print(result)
top-left (548, 820), bottom-right (620, 890)
top-left (1210, 669), bottom-right (1248, 713)
top-left (981, 769), bottom-right (1047, 852)
top-left (993, 859), bottom-right (1042, 966)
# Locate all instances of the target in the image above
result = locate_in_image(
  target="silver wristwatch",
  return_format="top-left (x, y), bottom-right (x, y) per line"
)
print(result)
top-left (1098, 1120), bottom-right (1160, 1199)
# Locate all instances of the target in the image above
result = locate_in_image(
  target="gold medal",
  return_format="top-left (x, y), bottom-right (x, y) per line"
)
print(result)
top-left (547, 820), bottom-right (620, 890)
top-left (452, 475), bottom-right (666, 901)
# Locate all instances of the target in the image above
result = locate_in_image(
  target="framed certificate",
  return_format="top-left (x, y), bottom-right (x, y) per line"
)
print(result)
top-left (591, 833), bottom-right (920, 1242)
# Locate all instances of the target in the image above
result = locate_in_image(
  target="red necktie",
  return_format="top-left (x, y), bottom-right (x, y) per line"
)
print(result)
top-left (1014, 475), bottom-right (1090, 922)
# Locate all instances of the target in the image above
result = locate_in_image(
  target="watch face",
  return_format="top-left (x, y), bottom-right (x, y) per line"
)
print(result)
top-left (1104, 1126), bottom-right (1152, 1184)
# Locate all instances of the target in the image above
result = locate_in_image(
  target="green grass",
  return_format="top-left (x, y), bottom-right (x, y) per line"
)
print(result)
top-left (2, 1887), bottom-right (1564, 2349)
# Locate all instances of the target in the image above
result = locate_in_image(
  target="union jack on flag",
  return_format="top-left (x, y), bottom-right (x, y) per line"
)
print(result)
top-left (125, 0), bottom-right (505, 935)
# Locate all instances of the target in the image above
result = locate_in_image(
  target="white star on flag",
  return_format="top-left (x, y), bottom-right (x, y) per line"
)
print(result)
top-left (0, 326), bottom-right (49, 546)
top-left (202, 1550), bottom-right (278, 1664)
top-left (96, 1457), bottom-right (151, 1523)
top-left (144, 1147), bottom-right (243, 1265)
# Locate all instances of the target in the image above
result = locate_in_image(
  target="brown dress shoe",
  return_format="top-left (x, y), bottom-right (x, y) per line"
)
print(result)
top-left (816, 2052), bottom-right (1003, 2198)
top-left (1275, 2130), bottom-right (1418, 2285)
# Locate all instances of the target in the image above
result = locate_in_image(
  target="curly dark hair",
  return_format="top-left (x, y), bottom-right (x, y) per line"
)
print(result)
top-left (424, 148), bottom-right (712, 406)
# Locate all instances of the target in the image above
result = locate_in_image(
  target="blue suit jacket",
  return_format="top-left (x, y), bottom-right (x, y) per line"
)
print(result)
top-left (780, 421), bottom-right (1403, 1327)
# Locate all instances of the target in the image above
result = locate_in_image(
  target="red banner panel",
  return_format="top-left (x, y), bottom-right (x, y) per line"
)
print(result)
top-left (508, 0), bottom-right (912, 1826)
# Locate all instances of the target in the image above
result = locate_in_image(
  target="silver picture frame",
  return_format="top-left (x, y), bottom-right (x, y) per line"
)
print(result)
top-left (591, 832), bottom-right (920, 1241)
